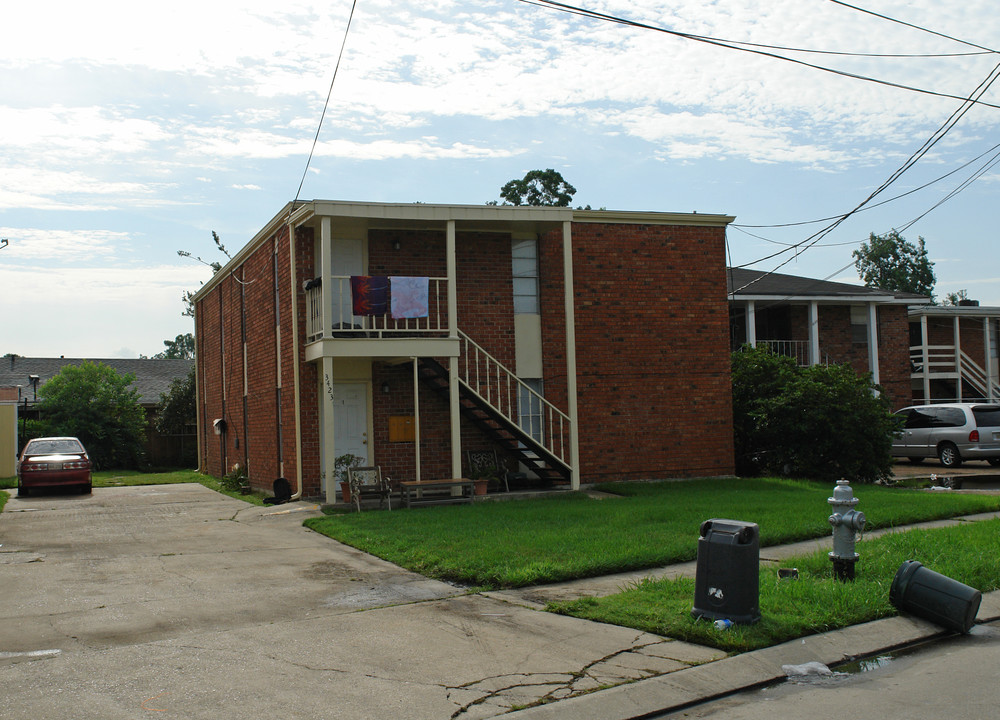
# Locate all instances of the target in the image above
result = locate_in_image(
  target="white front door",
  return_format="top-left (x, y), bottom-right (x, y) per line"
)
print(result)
top-left (333, 382), bottom-right (369, 464)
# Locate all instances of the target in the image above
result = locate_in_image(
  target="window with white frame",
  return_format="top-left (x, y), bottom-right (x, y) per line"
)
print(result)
top-left (851, 306), bottom-right (869, 344)
top-left (512, 238), bottom-right (539, 314)
top-left (518, 379), bottom-right (544, 444)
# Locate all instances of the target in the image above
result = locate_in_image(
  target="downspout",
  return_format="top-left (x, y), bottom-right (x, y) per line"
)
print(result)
top-left (240, 266), bottom-right (250, 474)
top-left (194, 299), bottom-right (203, 473)
top-left (288, 219), bottom-right (304, 500)
top-left (273, 240), bottom-right (284, 479)
top-left (219, 284), bottom-right (227, 477)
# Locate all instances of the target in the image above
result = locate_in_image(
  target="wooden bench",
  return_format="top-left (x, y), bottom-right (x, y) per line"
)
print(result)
top-left (399, 479), bottom-right (475, 508)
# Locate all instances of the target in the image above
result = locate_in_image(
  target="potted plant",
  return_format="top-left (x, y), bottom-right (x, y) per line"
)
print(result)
top-left (467, 468), bottom-right (492, 496)
top-left (335, 454), bottom-right (364, 503)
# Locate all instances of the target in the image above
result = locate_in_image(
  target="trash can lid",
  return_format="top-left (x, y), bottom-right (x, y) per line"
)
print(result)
top-left (699, 518), bottom-right (759, 543)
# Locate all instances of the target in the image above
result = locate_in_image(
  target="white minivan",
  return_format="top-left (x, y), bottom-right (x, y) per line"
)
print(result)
top-left (892, 403), bottom-right (1000, 468)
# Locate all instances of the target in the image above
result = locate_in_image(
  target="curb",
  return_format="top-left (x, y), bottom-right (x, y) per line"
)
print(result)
top-left (507, 589), bottom-right (1000, 719)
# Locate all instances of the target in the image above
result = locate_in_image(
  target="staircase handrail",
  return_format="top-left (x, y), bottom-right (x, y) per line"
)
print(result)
top-left (959, 350), bottom-right (1000, 401)
top-left (457, 329), bottom-right (571, 468)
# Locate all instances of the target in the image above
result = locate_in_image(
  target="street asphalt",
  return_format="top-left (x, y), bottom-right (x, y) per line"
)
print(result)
top-left (1, 464), bottom-right (998, 719)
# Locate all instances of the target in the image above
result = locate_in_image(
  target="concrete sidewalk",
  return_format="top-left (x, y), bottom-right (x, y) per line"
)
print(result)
top-left (1, 481), bottom-right (998, 719)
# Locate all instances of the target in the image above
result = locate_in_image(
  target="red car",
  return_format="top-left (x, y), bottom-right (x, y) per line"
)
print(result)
top-left (17, 437), bottom-right (93, 496)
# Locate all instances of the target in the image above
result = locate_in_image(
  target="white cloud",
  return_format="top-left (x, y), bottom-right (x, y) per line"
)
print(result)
top-left (0, 227), bottom-right (125, 261)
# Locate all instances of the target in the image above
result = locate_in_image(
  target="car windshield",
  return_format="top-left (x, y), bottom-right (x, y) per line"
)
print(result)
top-left (973, 407), bottom-right (1000, 428)
top-left (25, 439), bottom-right (85, 455)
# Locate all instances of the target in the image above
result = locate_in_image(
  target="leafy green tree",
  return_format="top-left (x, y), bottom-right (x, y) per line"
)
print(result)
top-left (731, 346), bottom-right (898, 483)
top-left (155, 367), bottom-right (195, 435)
top-left (156, 366), bottom-right (196, 465)
top-left (499, 169), bottom-right (577, 207)
top-left (852, 230), bottom-right (936, 301)
top-left (942, 289), bottom-right (973, 306)
top-left (37, 361), bottom-right (147, 469)
top-left (153, 333), bottom-right (195, 360)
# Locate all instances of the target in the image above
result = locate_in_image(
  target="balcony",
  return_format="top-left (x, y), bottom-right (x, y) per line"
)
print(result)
top-left (304, 276), bottom-right (458, 361)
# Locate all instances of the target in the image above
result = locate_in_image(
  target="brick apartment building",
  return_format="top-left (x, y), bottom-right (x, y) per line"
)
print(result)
top-left (727, 267), bottom-right (929, 410)
top-left (909, 303), bottom-right (1000, 404)
top-left (193, 201), bottom-right (737, 502)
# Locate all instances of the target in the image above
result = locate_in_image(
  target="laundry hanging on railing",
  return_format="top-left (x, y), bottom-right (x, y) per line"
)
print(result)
top-left (350, 275), bottom-right (389, 316)
top-left (389, 276), bottom-right (429, 319)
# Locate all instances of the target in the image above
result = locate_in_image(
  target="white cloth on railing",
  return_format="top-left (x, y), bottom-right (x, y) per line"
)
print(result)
top-left (390, 276), bottom-right (429, 319)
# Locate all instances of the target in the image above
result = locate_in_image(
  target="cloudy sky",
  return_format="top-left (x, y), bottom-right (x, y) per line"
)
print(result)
top-left (2, 0), bottom-right (998, 358)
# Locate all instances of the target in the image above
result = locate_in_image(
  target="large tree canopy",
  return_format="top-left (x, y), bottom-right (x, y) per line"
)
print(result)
top-left (37, 361), bottom-right (147, 469)
top-left (152, 333), bottom-right (194, 360)
top-left (499, 169), bottom-right (577, 207)
top-left (852, 230), bottom-right (936, 301)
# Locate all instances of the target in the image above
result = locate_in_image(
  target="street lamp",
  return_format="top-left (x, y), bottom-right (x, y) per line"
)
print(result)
top-left (29, 374), bottom-right (39, 401)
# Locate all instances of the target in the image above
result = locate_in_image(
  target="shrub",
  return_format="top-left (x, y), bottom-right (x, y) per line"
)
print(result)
top-left (36, 361), bottom-right (147, 469)
top-left (732, 346), bottom-right (898, 483)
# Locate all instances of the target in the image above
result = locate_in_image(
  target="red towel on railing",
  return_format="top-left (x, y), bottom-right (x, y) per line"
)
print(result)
top-left (350, 275), bottom-right (389, 316)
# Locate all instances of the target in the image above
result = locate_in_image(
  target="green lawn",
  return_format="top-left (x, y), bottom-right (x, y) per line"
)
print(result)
top-left (552, 519), bottom-right (1000, 652)
top-left (304, 477), bottom-right (1000, 588)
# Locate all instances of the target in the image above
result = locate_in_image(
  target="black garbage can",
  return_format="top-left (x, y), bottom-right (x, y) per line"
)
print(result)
top-left (691, 519), bottom-right (761, 624)
top-left (889, 560), bottom-right (981, 634)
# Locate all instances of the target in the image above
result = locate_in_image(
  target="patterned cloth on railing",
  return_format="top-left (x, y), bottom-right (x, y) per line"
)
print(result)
top-left (350, 275), bottom-right (389, 316)
top-left (390, 276), bottom-right (429, 319)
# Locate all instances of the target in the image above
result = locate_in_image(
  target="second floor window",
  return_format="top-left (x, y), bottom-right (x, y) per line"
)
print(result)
top-left (512, 238), bottom-right (539, 314)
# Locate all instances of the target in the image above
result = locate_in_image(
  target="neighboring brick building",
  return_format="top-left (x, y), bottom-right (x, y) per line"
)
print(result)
top-left (727, 268), bottom-right (929, 410)
top-left (909, 304), bottom-right (1000, 404)
top-left (192, 201), bottom-right (737, 502)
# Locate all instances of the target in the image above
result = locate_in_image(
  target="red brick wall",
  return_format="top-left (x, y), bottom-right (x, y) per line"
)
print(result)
top-left (541, 222), bottom-right (735, 482)
top-left (196, 225), bottom-right (320, 495)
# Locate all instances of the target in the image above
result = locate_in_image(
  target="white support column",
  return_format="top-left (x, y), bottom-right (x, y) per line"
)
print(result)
top-left (322, 357), bottom-right (337, 505)
top-left (412, 357), bottom-right (421, 484)
top-left (563, 221), bottom-right (581, 491)
top-left (867, 303), bottom-right (880, 385)
top-left (921, 315), bottom-right (931, 403)
top-left (746, 300), bottom-right (757, 347)
top-left (954, 316), bottom-right (962, 402)
top-left (808, 301), bottom-right (820, 366)
top-left (986, 318), bottom-right (996, 402)
top-left (446, 220), bottom-right (462, 478)
top-left (320, 217), bottom-right (333, 340)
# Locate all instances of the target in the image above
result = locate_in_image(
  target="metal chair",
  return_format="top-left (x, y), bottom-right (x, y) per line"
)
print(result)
top-left (465, 449), bottom-right (509, 493)
top-left (347, 466), bottom-right (392, 511)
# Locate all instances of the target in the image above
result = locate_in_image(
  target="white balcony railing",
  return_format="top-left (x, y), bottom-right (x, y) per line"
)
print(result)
top-left (306, 276), bottom-right (449, 342)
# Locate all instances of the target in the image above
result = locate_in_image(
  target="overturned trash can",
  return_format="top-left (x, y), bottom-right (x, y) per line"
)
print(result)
top-left (889, 560), bottom-right (981, 634)
top-left (691, 519), bottom-right (761, 624)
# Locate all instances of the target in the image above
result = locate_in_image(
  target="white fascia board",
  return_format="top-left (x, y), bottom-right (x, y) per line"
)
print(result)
top-left (910, 305), bottom-right (1000, 318)
top-left (732, 294), bottom-right (898, 304)
top-left (573, 209), bottom-right (734, 227)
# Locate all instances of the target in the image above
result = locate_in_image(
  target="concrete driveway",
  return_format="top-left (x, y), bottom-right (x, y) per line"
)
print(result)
top-left (0, 484), bottom-right (720, 719)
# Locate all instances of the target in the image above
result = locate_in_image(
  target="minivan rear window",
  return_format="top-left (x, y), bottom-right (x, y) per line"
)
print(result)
top-left (972, 406), bottom-right (1000, 428)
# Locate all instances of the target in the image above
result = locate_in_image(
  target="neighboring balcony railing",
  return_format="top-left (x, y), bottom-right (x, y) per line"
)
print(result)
top-left (306, 276), bottom-right (450, 342)
top-left (756, 339), bottom-right (810, 366)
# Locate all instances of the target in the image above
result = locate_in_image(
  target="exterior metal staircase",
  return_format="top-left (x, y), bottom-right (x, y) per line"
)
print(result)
top-left (418, 349), bottom-right (572, 484)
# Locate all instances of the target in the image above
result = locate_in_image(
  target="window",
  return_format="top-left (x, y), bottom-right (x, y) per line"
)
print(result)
top-left (518, 379), bottom-right (544, 443)
top-left (512, 238), bottom-right (539, 314)
top-left (931, 408), bottom-right (966, 428)
top-left (851, 306), bottom-right (869, 344)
